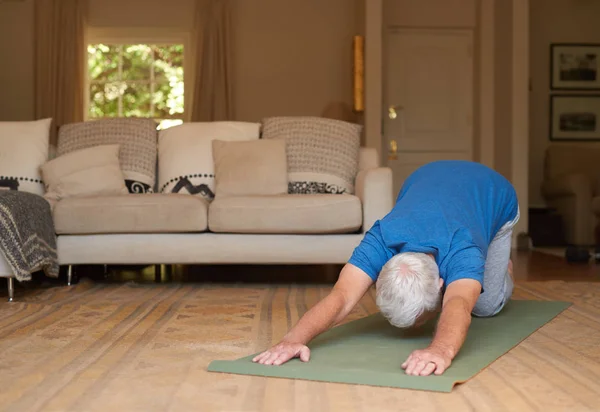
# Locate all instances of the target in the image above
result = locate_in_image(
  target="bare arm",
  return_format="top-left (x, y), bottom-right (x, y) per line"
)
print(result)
top-left (253, 263), bottom-right (374, 365)
top-left (430, 279), bottom-right (481, 358)
top-left (403, 278), bottom-right (481, 376)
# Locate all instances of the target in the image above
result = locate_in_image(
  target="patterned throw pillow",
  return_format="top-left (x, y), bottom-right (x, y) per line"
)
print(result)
top-left (0, 118), bottom-right (52, 195)
top-left (261, 116), bottom-right (362, 194)
top-left (158, 122), bottom-right (261, 201)
top-left (57, 118), bottom-right (158, 193)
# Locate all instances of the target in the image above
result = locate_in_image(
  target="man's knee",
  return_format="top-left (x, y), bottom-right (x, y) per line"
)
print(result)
top-left (472, 275), bottom-right (514, 317)
top-left (472, 299), bottom-right (506, 317)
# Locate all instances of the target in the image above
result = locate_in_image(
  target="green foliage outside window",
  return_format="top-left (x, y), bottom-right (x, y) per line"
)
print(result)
top-left (87, 44), bottom-right (184, 130)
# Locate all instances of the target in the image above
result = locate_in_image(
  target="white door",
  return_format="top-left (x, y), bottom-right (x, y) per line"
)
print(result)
top-left (383, 28), bottom-right (474, 196)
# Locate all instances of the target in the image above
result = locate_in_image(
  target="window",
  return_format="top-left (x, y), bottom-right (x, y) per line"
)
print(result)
top-left (87, 43), bottom-right (185, 130)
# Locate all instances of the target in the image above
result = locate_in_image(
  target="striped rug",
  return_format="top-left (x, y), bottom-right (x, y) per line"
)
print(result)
top-left (0, 280), bottom-right (599, 412)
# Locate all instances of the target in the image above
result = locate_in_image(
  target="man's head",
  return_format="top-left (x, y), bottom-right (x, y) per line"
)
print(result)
top-left (375, 252), bottom-right (443, 329)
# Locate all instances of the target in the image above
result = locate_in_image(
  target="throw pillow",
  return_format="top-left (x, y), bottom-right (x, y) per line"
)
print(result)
top-left (0, 118), bottom-right (52, 195)
top-left (41, 144), bottom-right (129, 204)
top-left (261, 116), bottom-right (362, 194)
top-left (212, 139), bottom-right (288, 197)
top-left (158, 121), bottom-right (260, 201)
top-left (57, 118), bottom-right (158, 193)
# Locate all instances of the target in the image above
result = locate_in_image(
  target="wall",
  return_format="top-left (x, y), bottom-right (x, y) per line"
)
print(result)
top-left (87, 0), bottom-right (195, 28)
top-left (530, 0), bottom-right (600, 206)
top-left (0, 0), bottom-right (362, 124)
top-left (0, 0), bottom-right (34, 121)
top-left (494, 0), bottom-right (513, 179)
top-left (232, 0), bottom-right (362, 122)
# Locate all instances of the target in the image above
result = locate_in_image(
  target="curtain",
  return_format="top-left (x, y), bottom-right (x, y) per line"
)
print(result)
top-left (34, 0), bottom-right (86, 143)
top-left (191, 0), bottom-right (234, 121)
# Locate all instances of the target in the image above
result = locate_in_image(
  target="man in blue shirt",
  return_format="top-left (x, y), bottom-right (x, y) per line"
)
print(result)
top-left (252, 160), bottom-right (520, 377)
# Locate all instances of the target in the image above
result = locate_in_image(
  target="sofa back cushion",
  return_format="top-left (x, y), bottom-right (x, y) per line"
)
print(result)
top-left (0, 118), bottom-right (52, 195)
top-left (58, 118), bottom-right (158, 194)
top-left (158, 121), bottom-right (260, 201)
top-left (261, 116), bottom-right (362, 195)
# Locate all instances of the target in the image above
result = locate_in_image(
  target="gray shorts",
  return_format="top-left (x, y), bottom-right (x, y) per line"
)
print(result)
top-left (472, 207), bottom-right (520, 317)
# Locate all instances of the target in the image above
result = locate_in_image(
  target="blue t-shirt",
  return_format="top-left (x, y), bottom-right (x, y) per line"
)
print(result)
top-left (348, 160), bottom-right (518, 288)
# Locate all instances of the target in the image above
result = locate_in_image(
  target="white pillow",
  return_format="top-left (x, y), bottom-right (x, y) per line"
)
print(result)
top-left (0, 118), bottom-right (52, 195)
top-left (41, 144), bottom-right (128, 204)
top-left (158, 122), bottom-right (260, 201)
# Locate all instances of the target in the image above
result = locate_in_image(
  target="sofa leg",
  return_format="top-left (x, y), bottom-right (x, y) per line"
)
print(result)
top-left (154, 264), bottom-right (161, 283)
top-left (7, 277), bottom-right (14, 302)
top-left (67, 265), bottom-right (73, 286)
top-left (165, 264), bottom-right (173, 282)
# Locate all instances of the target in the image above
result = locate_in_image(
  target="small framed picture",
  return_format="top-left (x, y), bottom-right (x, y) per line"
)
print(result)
top-left (550, 95), bottom-right (600, 141)
top-left (551, 43), bottom-right (600, 90)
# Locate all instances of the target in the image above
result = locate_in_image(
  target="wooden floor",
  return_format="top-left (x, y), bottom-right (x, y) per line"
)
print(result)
top-left (512, 249), bottom-right (600, 282)
top-left (1, 251), bottom-right (599, 412)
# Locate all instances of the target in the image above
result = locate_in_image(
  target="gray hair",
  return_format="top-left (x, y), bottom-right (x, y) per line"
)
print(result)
top-left (375, 252), bottom-right (442, 328)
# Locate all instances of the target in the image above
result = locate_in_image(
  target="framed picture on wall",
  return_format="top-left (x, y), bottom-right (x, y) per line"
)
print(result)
top-left (550, 95), bottom-right (600, 141)
top-left (551, 43), bottom-right (600, 90)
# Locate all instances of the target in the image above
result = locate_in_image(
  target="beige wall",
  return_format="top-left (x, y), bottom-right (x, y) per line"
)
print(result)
top-left (494, 0), bottom-right (513, 180)
top-left (87, 0), bottom-right (195, 28)
top-left (0, 0), bottom-right (34, 121)
top-left (232, 0), bottom-right (362, 122)
top-left (0, 0), bottom-right (362, 123)
top-left (530, 0), bottom-right (600, 206)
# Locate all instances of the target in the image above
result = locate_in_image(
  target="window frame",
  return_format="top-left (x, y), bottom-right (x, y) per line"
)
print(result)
top-left (85, 27), bottom-right (193, 125)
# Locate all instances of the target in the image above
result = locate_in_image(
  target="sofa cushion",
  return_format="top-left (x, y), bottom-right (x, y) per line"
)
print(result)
top-left (41, 144), bottom-right (129, 206)
top-left (208, 194), bottom-right (362, 234)
top-left (158, 121), bottom-right (260, 201)
top-left (262, 116), bottom-right (362, 195)
top-left (54, 194), bottom-right (208, 234)
top-left (212, 139), bottom-right (288, 197)
top-left (0, 118), bottom-right (52, 195)
top-left (58, 118), bottom-right (158, 193)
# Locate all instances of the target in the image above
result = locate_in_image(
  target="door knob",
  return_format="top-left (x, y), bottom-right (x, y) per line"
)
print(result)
top-left (388, 139), bottom-right (398, 160)
top-left (388, 105), bottom-right (403, 119)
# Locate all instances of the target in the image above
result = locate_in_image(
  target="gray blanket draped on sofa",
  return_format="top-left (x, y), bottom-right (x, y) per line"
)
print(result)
top-left (0, 191), bottom-right (59, 282)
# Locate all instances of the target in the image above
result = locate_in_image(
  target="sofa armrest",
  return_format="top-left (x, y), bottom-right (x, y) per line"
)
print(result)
top-left (541, 173), bottom-right (593, 199)
top-left (355, 167), bottom-right (393, 232)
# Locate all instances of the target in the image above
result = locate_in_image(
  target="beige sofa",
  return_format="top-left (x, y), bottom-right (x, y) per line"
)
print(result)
top-left (54, 146), bottom-right (393, 284)
top-left (541, 144), bottom-right (600, 246)
top-left (0, 117), bottom-right (393, 297)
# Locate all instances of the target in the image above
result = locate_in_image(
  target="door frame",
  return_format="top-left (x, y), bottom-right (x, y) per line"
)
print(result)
top-left (364, 0), bottom-right (529, 241)
top-left (510, 0), bottom-right (530, 240)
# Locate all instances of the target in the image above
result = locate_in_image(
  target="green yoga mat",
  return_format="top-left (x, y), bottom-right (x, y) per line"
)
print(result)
top-left (208, 300), bottom-right (570, 392)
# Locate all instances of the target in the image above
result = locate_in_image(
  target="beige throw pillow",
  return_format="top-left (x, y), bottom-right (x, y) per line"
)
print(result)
top-left (41, 144), bottom-right (129, 204)
top-left (212, 139), bottom-right (288, 197)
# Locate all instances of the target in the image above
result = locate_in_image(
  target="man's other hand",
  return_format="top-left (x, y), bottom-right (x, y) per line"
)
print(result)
top-left (252, 341), bottom-right (310, 366)
top-left (401, 345), bottom-right (452, 376)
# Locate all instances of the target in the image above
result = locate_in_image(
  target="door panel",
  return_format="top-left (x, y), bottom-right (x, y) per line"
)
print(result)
top-left (384, 29), bottom-right (474, 195)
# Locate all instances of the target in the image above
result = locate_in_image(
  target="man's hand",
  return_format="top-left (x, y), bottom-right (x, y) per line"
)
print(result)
top-left (250, 264), bottom-right (372, 367)
top-left (252, 341), bottom-right (310, 366)
top-left (401, 345), bottom-right (453, 376)
top-left (402, 278), bottom-right (481, 376)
